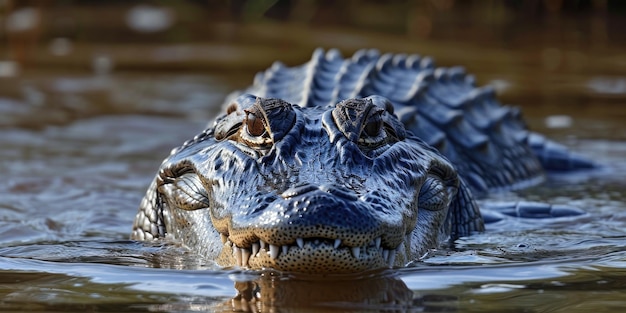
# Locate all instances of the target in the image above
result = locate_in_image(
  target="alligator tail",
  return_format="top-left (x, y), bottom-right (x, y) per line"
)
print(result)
top-left (527, 132), bottom-right (597, 171)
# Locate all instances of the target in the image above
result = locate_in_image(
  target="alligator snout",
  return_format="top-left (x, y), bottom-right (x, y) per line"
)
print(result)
top-left (218, 182), bottom-right (407, 272)
top-left (229, 183), bottom-right (405, 247)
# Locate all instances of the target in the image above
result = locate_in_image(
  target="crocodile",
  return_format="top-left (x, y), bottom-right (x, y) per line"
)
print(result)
top-left (131, 48), bottom-right (594, 273)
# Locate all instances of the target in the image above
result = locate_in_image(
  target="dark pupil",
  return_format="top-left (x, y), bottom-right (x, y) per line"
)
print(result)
top-left (363, 119), bottom-right (382, 137)
top-left (246, 113), bottom-right (266, 137)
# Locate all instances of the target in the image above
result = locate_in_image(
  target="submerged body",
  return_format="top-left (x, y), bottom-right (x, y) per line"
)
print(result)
top-left (131, 49), bottom-right (593, 273)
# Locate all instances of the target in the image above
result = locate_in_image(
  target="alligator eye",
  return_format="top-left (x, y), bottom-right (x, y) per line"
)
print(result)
top-left (240, 108), bottom-right (272, 150)
top-left (214, 96), bottom-right (296, 152)
top-left (232, 97), bottom-right (297, 154)
top-left (358, 111), bottom-right (386, 147)
top-left (245, 112), bottom-right (267, 137)
top-left (329, 98), bottom-right (393, 151)
top-left (363, 119), bottom-right (382, 138)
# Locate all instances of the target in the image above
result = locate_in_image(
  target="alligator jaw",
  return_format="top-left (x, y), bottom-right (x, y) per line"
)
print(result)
top-left (218, 234), bottom-right (403, 273)
top-left (207, 178), bottom-right (411, 273)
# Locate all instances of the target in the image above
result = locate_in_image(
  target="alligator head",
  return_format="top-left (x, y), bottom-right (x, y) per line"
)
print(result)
top-left (131, 94), bottom-right (483, 273)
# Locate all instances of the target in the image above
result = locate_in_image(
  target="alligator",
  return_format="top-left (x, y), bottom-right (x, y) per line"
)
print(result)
top-left (131, 48), bottom-right (594, 273)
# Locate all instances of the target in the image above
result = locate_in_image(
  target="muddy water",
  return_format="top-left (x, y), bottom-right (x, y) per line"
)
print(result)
top-left (1, 22), bottom-right (626, 313)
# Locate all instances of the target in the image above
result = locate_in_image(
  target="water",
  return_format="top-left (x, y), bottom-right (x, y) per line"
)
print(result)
top-left (2, 8), bottom-right (626, 311)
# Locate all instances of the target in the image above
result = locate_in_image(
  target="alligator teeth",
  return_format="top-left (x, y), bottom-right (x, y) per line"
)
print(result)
top-left (225, 236), bottom-right (397, 267)
top-left (388, 249), bottom-right (396, 267)
top-left (230, 245), bottom-right (254, 268)
top-left (379, 246), bottom-right (400, 267)
top-left (351, 247), bottom-right (361, 259)
top-left (242, 248), bottom-right (251, 267)
top-left (251, 242), bottom-right (260, 256)
top-left (233, 246), bottom-right (242, 267)
top-left (269, 244), bottom-right (280, 259)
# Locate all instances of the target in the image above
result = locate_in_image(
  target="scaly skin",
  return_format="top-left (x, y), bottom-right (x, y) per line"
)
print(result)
top-left (131, 49), bottom-right (593, 273)
top-left (132, 95), bottom-right (483, 273)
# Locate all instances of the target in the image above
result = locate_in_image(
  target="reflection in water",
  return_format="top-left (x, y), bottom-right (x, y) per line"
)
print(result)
top-left (155, 270), bottom-right (459, 312)
top-left (233, 272), bottom-right (413, 311)
top-left (230, 272), bottom-right (419, 312)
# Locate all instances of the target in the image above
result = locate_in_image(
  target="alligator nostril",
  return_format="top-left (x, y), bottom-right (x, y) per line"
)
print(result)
top-left (319, 184), bottom-right (358, 201)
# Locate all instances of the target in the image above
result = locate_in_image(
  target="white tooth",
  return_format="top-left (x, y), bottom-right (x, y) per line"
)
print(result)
top-left (269, 244), bottom-right (279, 259)
top-left (351, 247), bottom-right (360, 258)
top-left (233, 246), bottom-right (242, 267)
top-left (242, 248), bottom-right (251, 267)
top-left (220, 234), bottom-right (228, 244)
top-left (225, 239), bottom-right (232, 247)
top-left (333, 239), bottom-right (341, 249)
top-left (382, 249), bottom-right (389, 261)
top-left (252, 242), bottom-right (260, 256)
top-left (388, 249), bottom-right (396, 268)
top-left (282, 245), bottom-right (289, 255)
top-left (296, 238), bottom-right (304, 248)
top-left (260, 240), bottom-right (266, 250)
top-left (375, 237), bottom-right (381, 249)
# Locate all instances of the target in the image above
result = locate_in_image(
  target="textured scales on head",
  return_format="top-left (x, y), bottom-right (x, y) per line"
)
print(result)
top-left (132, 92), bottom-right (483, 273)
top-left (131, 48), bottom-right (592, 274)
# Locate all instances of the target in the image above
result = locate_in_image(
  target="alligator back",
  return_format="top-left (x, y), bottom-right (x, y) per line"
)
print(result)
top-left (233, 48), bottom-right (546, 194)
